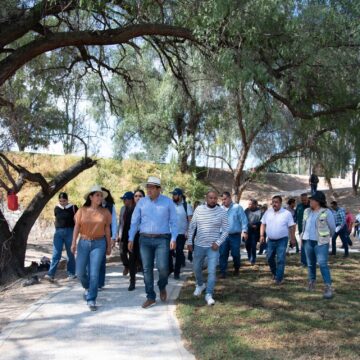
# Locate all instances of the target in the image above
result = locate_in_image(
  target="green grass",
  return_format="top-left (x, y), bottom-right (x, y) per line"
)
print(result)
top-left (177, 254), bottom-right (360, 360)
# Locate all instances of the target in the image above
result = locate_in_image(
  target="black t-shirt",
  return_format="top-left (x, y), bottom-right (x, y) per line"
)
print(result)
top-left (54, 204), bottom-right (78, 228)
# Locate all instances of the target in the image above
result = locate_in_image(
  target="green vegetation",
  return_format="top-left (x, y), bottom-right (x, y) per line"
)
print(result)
top-left (177, 255), bottom-right (360, 360)
top-left (2, 152), bottom-right (208, 220)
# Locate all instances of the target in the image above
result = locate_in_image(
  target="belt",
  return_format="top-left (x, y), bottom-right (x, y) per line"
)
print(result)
top-left (80, 235), bottom-right (105, 241)
top-left (229, 232), bottom-right (241, 235)
top-left (140, 233), bottom-right (171, 238)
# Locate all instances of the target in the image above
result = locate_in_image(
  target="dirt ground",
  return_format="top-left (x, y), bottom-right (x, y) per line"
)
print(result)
top-left (1, 173), bottom-right (358, 334)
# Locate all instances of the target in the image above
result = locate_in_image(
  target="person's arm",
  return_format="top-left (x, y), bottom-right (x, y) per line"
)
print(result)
top-left (187, 209), bottom-right (198, 251)
top-left (111, 205), bottom-right (117, 240)
top-left (327, 209), bottom-right (336, 237)
top-left (169, 200), bottom-right (178, 247)
top-left (105, 222), bottom-right (111, 255)
top-left (71, 209), bottom-right (81, 254)
top-left (215, 211), bottom-right (229, 248)
top-left (117, 206), bottom-right (124, 240)
top-left (238, 206), bottom-right (248, 240)
top-left (288, 212), bottom-right (296, 245)
top-left (260, 223), bottom-right (266, 243)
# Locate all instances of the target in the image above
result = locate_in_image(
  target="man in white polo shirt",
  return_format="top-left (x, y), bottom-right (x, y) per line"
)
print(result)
top-left (260, 195), bottom-right (296, 285)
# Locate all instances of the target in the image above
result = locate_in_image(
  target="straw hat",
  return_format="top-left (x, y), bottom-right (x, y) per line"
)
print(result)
top-left (83, 185), bottom-right (108, 200)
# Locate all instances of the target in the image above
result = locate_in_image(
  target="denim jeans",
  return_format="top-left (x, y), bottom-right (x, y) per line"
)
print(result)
top-left (331, 227), bottom-right (349, 256)
top-left (266, 237), bottom-right (288, 282)
top-left (245, 232), bottom-right (258, 264)
top-left (76, 238), bottom-right (106, 302)
top-left (303, 240), bottom-right (332, 285)
top-left (174, 234), bottom-right (186, 276)
top-left (139, 235), bottom-right (170, 300)
top-left (219, 234), bottom-right (241, 274)
top-left (48, 227), bottom-right (75, 277)
top-left (193, 245), bottom-right (219, 296)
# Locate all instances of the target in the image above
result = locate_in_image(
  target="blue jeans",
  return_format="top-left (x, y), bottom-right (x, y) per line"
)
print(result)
top-left (331, 227), bottom-right (349, 256)
top-left (303, 240), bottom-right (332, 285)
top-left (266, 237), bottom-right (288, 282)
top-left (48, 227), bottom-right (75, 277)
top-left (193, 245), bottom-right (219, 296)
top-left (245, 232), bottom-right (258, 264)
top-left (76, 238), bottom-right (106, 302)
top-left (174, 234), bottom-right (187, 276)
top-left (219, 234), bottom-right (241, 274)
top-left (98, 252), bottom-right (106, 288)
top-left (139, 235), bottom-right (170, 300)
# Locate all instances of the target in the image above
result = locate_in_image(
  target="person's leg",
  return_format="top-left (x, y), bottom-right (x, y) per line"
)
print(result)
top-left (193, 245), bottom-right (206, 286)
top-left (229, 234), bottom-right (241, 270)
top-left (174, 234), bottom-right (186, 277)
top-left (300, 236), bottom-right (308, 266)
top-left (76, 239), bottom-right (91, 290)
top-left (275, 238), bottom-right (288, 282)
top-left (64, 228), bottom-right (76, 276)
top-left (121, 239), bottom-right (130, 268)
top-left (219, 237), bottom-right (230, 275)
top-left (168, 248), bottom-right (175, 275)
top-left (129, 240), bottom-right (138, 285)
top-left (139, 236), bottom-right (156, 300)
top-left (314, 243), bottom-right (331, 285)
top-left (98, 252), bottom-right (106, 288)
top-left (205, 247), bottom-right (219, 295)
top-left (266, 240), bottom-right (277, 277)
top-left (331, 232), bottom-right (337, 255)
top-left (338, 228), bottom-right (349, 256)
top-left (249, 233), bottom-right (258, 264)
top-left (245, 237), bottom-right (251, 261)
top-left (155, 237), bottom-right (170, 292)
top-left (48, 229), bottom-right (65, 278)
top-left (87, 239), bottom-right (106, 302)
top-left (304, 240), bottom-right (317, 282)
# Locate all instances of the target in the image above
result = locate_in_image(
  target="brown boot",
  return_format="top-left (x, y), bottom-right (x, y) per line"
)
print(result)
top-left (142, 299), bottom-right (156, 309)
top-left (160, 289), bottom-right (167, 302)
top-left (123, 266), bottom-right (129, 276)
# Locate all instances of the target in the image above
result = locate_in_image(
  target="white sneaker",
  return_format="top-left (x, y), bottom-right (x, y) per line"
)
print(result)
top-left (193, 284), bottom-right (206, 296)
top-left (205, 293), bottom-right (215, 306)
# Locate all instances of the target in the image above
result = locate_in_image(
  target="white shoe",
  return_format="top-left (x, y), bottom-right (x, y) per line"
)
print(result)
top-left (205, 293), bottom-right (215, 306)
top-left (193, 284), bottom-right (206, 296)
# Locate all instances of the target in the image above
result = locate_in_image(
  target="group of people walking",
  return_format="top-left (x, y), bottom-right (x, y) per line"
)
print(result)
top-left (44, 176), bottom-right (354, 311)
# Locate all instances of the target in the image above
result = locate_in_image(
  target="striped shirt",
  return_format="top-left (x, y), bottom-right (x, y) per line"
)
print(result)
top-left (187, 204), bottom-right (229, 247)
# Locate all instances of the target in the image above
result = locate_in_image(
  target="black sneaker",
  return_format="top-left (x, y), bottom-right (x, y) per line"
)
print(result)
top-left (128, 283), bottom-right (135, 291)
top-left (87, 301), bottom-right (97, 311)
top-left (174, 274), bottom-right (180, 280)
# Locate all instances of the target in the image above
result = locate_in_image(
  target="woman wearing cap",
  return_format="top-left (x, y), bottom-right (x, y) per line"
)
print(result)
top-left (301, 191), bottom-right (336, 299)
top-left (44, 192), bottom-right (78, 282)
top-left (71, 185), bottom-right (112, 311)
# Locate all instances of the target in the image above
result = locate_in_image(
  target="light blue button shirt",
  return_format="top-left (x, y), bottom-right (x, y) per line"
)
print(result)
top-left (174, 201), bottom-right (193, 235)
top-left (222, 203), bottom-right (248, 234)
top-left (302, 210), bottom-right (319, 241)
top-left (129, 194), bottom-right (178, 241)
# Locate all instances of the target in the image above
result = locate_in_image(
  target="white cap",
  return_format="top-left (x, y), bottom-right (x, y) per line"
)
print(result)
top-left (146, 176), bottom-right (161, 187)
top-left (84, 185), bottom-right (108, 200)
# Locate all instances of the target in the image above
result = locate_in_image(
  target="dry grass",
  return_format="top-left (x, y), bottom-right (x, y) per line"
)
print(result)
top-left (177, 254), bottom-right (360, 360)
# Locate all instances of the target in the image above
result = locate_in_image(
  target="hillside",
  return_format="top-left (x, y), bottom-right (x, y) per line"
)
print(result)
top-left (0, 152), bottom-right (356, 220)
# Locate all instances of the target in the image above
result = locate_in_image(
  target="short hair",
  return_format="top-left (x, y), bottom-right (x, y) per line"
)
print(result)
top-left (222, 191), bottom-right (231, 198)
top-left (300, 193), bottom-right (308, 197)
top-left (58, 192), bottom-right (68, 200)
top-left (330, 201), bottom-right (337, 206)
top-left (249, 198), bottom-right (258, 205)
top-left (287, 198), bottom-right (296, 205)
top-left (207, 190), bottom-right (218, 196)
top-left (272, 195), bottom-right (282, 203)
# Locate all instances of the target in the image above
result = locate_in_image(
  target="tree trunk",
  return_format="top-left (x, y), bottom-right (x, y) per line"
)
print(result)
top-left (352, 166), bottom-right (360, 196)
top-left (0, 157), bottom-right (96, 284)
top-left (179, 151), bottom-right (189, 173)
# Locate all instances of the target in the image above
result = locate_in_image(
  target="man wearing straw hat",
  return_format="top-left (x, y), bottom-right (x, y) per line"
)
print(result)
top-left (128, 176), bottom-right (178, 308)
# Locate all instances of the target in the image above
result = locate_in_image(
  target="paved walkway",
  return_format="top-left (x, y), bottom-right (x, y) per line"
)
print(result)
top-left (0, 264), bottom-right (195, 360)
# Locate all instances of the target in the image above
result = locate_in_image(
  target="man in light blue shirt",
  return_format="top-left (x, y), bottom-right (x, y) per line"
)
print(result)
top-left (220, 191), bottom-right (248, 278)
top-left (128, 176), bottom-right (178, 309)
top-left (170, 188), bottom-right (193, 280)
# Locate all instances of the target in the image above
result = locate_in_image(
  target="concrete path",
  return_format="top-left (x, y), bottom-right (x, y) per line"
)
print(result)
top-left (0, 264), bottom-right (195, 360)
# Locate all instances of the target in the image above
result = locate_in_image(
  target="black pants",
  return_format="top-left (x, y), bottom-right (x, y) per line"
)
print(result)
top-left (169, 234), bottom-right (186, 276)
top-left (121, 236), bottom-right (141, 283)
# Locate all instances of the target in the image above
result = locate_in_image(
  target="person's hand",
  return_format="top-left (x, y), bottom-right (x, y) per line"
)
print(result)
top-left (71, 242), bottom-right (77, 255)
top-left (170, 240), bottom-right (176, 250)
top-left (252, 225), bottom-right (257, 229)
top-left (290, 237), bottom-right (296, 247)
top-left (211, 242), bottom-right (219, 251)
top-left (111, 240), bottom-right (117, 249)
top-left (260, 235), bottom-right (265, 244)
top-left (187, 244), bottom-right (193, 252)
top-left (242, 232), bottom-right (248, 241)
top-left (128, 241), bottom-right (134, 252)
